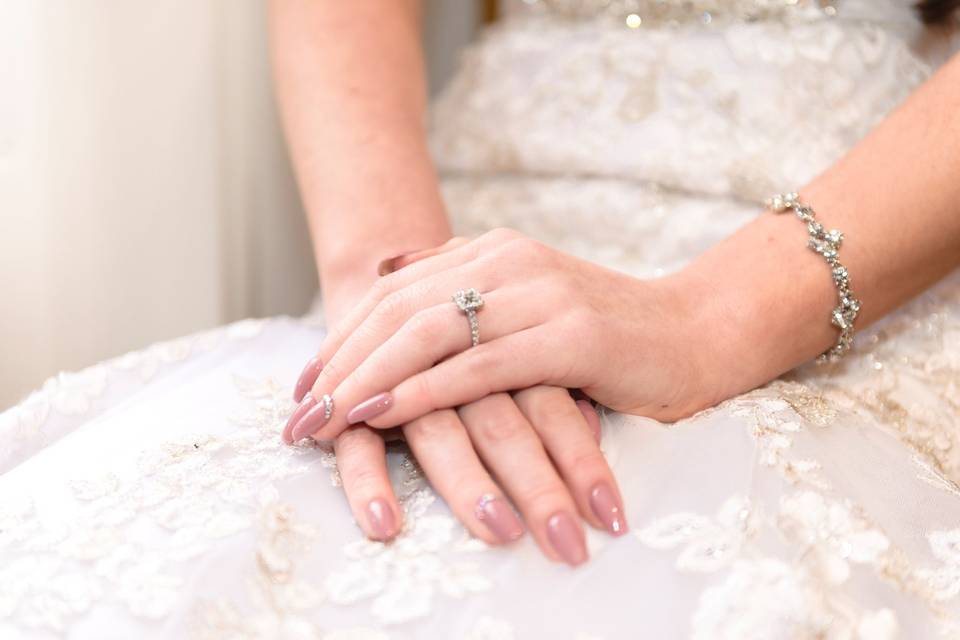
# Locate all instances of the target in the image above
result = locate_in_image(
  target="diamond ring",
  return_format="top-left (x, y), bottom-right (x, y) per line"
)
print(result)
top-left (320, 393), bottom-right (334, 421)
top-left (453, 288), bottom-right (484, 348)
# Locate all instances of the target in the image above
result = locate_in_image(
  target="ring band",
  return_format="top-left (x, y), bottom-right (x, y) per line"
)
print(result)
top-left (453, 288), bottom-right (484, 348)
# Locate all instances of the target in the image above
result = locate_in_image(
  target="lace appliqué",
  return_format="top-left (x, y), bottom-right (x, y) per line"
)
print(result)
top-left (324, 465), bottom-right (493, 625)
top-left (0, 318), bottom-right (267, 475)
top-left (636, 382), bottom-right (960, 637)
top-left (636, 495), bottom-right (758, 572)
top-left (0, 374), bottom-right (319, 634)
top-left (918, 530), bottom-right (960, 603)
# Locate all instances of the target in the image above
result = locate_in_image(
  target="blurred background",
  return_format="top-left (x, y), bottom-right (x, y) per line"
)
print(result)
top-left (0, 1), bottom-right (484, 410)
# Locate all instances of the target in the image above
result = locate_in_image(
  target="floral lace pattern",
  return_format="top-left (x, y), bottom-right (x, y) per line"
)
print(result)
top-left (2, 1), bottom-right (960, 637)
top-left (0, 319), bottom-right (267, 475)
top-left (634, 384), bottom-right (960, 637)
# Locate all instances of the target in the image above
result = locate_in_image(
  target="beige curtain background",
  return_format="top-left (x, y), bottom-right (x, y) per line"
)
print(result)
top-left (0, 1), bottom-right (480, 410)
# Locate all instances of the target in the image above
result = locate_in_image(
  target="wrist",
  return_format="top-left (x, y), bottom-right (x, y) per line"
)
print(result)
top-left (671, 211), bottom-right (839, 401)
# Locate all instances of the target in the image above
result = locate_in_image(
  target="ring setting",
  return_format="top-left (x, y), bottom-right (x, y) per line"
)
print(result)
top-left (453, 288), bottom-right (484, 347)
top-left (321, 393), bottom-right (334, 421)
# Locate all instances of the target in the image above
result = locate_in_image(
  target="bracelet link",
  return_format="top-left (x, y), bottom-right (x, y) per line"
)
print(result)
top-left (766, 192), bottom-right (861, 363)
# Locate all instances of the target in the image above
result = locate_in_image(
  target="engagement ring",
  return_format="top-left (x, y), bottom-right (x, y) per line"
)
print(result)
top-left (453, 288), bottom-right (484, 348)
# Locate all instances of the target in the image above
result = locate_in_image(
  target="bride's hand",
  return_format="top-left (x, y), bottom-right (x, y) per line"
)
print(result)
top-left (387, 388), bottom-right (621, 565)
top-left (287, 363), bottom-right (624, 565)
top-left (286, 241), bottom-right (626, 564)
top-left (296, 228), bottom-right (713, 442)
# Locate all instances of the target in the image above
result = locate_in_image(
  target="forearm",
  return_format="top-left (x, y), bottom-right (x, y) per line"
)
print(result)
top-left (682, 53), bottom-right (960, 399)
top-left (269, 0), bottom-right (451, 315)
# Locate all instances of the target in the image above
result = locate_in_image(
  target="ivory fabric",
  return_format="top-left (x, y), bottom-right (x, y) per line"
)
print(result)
top-left (2, 1), bottom-right (960, 637)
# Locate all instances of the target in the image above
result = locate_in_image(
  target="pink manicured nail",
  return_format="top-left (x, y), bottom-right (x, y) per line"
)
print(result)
top-left (347, 392), bottom-right (393, 425)
top-left (283, 393), bottom-right (317, 444)
top-left (590, 483), bottom-right (627, 536)
top-left (546, 511), bottom-right (587, 566)
top-left (475, 494), bottom-right (524, 544)
top-left (293, 356), bottom-right (324, 403)
top-left (290, 394), bottom-right (334, 441)
top-left (366, 498), bottom-right (398, 540)
top-left (576, 399), bottom-right (602, 444)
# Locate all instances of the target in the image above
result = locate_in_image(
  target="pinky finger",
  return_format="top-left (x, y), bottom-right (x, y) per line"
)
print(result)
top-left (334, 426), bottom-right (402, 541)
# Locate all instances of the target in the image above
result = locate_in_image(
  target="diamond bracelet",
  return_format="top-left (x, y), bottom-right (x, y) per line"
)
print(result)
top-left (766, 192), bottom-right (861, 363)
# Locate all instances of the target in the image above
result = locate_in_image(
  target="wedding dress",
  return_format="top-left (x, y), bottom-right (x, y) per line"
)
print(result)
top-left (3, 1), bottom-right (960, 638)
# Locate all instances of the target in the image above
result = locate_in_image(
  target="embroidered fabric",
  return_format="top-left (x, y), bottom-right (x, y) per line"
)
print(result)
top-left (2, 0), bottom-right (960, 637)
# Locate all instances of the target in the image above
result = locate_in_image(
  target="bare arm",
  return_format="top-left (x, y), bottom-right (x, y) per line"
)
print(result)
top-left (689, 52), bottom-right (960, 402)
top-left (269, 0), bottom-right (451, 320)
top-left (289, 52), bottom-right (960, 438)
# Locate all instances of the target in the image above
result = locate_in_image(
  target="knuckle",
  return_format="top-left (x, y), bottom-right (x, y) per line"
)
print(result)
top-left (369, 273), bottom-right (399, 300)
top-left (465, 346), bottom-right (497, 379)
top-left (404, 409), bottom-right (458, 441)
top-left (403, 307), bottom-right (444, 348)
top-left (566, 448), bottom-right (610, 475)
top-left (517, 235), bottom-right (548, 257)
top-left (563, 306), bottom-right (600, 341)
top-left (483, 227), bottom-right (521, 245)
top-left (377, 290), bottom-right (409, 322)
top-left (312, 359), bottom-right (342, 394)
top-left (548, 278), bottom-right (580, 306)
top-left (334, 427), bottom-right (375, 456)
top-left (344, 464), bottom-right (388, 494)
top-left (516, 481), bottom-right (569, 511)
top-left (473, 413), bottom-right (529, 445)
top-left (527, 394), bottom-right (580, 429)
top-left (410, 373), bottom-right (439, 412)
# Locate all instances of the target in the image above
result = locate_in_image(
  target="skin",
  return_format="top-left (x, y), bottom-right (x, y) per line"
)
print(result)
top-left (273, 1), bottom-right (960, 561)
top-left (270, 0), bottom-right (624, 565)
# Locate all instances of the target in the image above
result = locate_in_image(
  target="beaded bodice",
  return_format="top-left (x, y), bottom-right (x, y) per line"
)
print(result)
top-left (513, 0), bottom-right (840, 27)
top-left (432, 0), bottom-right (946, 209)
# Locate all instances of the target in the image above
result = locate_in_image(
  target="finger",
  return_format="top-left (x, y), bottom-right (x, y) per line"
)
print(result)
top-left (301, 258), bottom-right (505, 438)
top-left (334, 426), bottom-right (402, 541)
top-left (403, 410), bottom-right (524, 545)
top-left (301, 288), bottom-right (540, 441)
top-left (378, 237), bottom-right (472, 275)
top-left (283, 391), bottom-right (319, 444)
top-left (513, 386), bottom-right (627, 536)
top-left (315, 229), bottom-right (520, 376)
top-left (459, 393), bottom-right (588, 566)
top-left (348, 327), bottom-right (581, 432)
top-left (318, 238), bottom-right (484, 365)
top-left (293, 355), bottom-right (324, 403)
top-left (576, 398), bottom-right (602, 444)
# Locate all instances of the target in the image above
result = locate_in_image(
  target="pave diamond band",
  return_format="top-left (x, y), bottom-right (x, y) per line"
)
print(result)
top-left (453, 288), bottom-right (484, 348)
top-left (766, 192), bottom-right (861, 363)
top-left (321, 394), bottom-right (334, 421)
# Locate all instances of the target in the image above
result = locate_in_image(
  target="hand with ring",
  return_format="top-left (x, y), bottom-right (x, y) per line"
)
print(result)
top-left (288, 227), bottom-right (722, 443)
top-left (285, 236), bottom-right (628, 565)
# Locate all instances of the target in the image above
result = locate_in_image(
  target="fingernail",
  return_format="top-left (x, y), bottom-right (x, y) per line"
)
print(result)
top-left (347, 392), bottom-right (393, 425)
top-left (290, 394), bottom-right (334, 441)
top-left (546, 511), bottom-right (587, 566)
top-left (589, 483), bottom-right (627, 536)
top-left (283, 393), bottom-right (317, 444)
top-left (366, 498), bottom-right (398, 540)
top-left (475, 494), bottom-right (524, 544)
top-left (576, 399), bottom-right (601, 444)
top-left (293, 356), bottom-right (324, 403)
